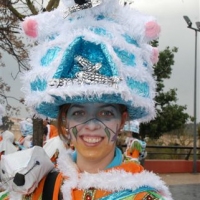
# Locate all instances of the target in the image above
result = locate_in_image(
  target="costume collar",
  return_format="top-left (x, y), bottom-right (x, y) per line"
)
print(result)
top-left (57, 149), bottom-right (172, 200)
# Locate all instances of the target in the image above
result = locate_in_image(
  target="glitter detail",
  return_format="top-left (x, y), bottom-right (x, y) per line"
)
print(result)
top-left (90, 27), bottom-right (112, 38)
top-left (40, 47), bottom-right (61, 67)
top-left (123, 34), bottom-right (139, 46)
top-left (126, 77), bottom-right (149, 98)
top-left (49, 55), bottom-right (122, 88)
top-left (82, 187), bottom-right (96, 200)
top-left (36, 94), bottom-right (148, 119)
top-left (30, 78), bottom-right (47, 91)
top-left (53, 37), bottom-right (118, 79)
top-left (114, 47), bottom-right (136, 66)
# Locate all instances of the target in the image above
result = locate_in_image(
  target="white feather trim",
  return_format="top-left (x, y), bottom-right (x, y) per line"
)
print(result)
top-left (57, 150), bottom-right (172, 200)
top-left (20, 0), bottom-right (160, 122)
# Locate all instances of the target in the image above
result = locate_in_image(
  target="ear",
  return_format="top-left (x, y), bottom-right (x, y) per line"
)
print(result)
top-left (120, 112), bottom-right (128, 129)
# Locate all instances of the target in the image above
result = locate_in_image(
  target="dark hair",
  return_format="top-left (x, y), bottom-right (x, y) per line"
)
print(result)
top-left (57, 104), bottom-right (71, 143)
top-left (119, 104), bottom-right (127, 114)
top-left (43, 126), bottom-right (48, 136)
top-left (132, 132), bottom-right (140, 139)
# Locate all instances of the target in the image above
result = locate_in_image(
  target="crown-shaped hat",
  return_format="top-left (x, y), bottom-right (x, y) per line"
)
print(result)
top-left (21, 0), bottom-right (160, 122)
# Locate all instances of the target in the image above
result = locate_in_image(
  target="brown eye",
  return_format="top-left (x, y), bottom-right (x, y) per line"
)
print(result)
top-left (73, 111), bottom-right (85, 116)
top-left (100, 110), bottom-right (114, 117)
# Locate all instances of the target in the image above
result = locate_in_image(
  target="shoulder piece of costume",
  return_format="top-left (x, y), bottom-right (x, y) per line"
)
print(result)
top-left (56, 150), bottom-right (172, 200)
top-left (21, 0), bottom-right (160, 122)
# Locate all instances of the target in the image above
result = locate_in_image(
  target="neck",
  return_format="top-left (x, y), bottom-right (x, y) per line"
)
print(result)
top-left (76, 149), bottom-right (115, 173)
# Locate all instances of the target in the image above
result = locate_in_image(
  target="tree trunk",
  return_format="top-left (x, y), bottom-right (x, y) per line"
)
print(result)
top-left (32, 118), bottom-right (43, 147)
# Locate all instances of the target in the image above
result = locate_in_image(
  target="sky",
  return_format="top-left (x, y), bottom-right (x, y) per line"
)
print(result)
top-left (0, 0), bottom-right (200, 121)
top-left (133, 0), bottom-right (200, 122)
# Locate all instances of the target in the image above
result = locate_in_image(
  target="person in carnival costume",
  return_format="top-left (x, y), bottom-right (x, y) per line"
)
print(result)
top-left (42, 118), bottom-right (59, 144)
top-left (0, 105), bottom-right (17, 159)
top-left (124, 120), bottom-right (147, 165)
top-left (15, 118), bottom-right (33, 150)
top-left (0, 0), bottom-right (173, 199)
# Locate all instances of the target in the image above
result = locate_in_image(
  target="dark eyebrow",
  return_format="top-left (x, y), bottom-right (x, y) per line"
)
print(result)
top-left (99, 104), bottom-right (119, 110)
top-left (69, 104), bottom-right (85, 110)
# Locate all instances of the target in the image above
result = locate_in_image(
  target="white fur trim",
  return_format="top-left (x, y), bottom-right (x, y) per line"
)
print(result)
top-left (20, 0), bottom-right (160, 122)
top-left (57, 150), bottom-right (172, 200)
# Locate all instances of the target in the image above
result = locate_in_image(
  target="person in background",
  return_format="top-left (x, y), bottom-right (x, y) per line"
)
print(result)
top-left (15, 118), bottom-right (33, 150)
top-left (124, 120), bottom-right (147, 165)
top-left (0, 130), bottom-right (17, 160)
top-left (43, 118), bottom-right (58, 144)
top-left (0, 0), bottom-right (173, 199)
top-left (0, 106), bottom-right (17, 162)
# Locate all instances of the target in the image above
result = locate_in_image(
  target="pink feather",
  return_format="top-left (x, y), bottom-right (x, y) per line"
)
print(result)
top-left (145, 21), bottom-right (161, 39)
top-left (151, 47), bottom-right (159, 64)
top-left (22, 19), bottom-right (38, 38)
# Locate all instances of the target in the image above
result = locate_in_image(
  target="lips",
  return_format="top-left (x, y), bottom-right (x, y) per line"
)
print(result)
top-left (81, 136), bottom-right (103, 144)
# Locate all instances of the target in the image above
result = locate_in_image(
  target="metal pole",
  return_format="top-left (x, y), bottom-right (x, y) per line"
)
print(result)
top-left (193, 30), bottom-right (198, 173)
top-left (183, 16), bottom-right (200, 173)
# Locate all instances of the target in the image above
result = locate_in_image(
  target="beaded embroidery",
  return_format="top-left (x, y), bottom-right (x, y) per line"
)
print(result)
top-left (82, 187), bottom-right (96, 200)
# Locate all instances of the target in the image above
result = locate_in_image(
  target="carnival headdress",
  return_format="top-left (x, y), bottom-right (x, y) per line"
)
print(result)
top-left (19, 118), bottom-right (33, 137)
top-left (123, 120), bottom-right (140, 133)
top-left (21, 0), bottom-right (160, 122)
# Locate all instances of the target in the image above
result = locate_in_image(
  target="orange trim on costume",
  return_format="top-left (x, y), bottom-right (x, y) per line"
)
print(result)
top-left (110, 161), bottom-right (144, 173)
top-left (29, 161), bottom-right (144, 199)
top-left (31, 176), bottom-right (47, 200)
top-left (53, 173), bottom-right (63, 200)
top-left (72, 162), bottom-right (143, 199)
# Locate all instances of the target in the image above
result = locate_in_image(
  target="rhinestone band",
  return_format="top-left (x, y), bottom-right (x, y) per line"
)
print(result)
top-left (64, 0), bottom-right (102, 18)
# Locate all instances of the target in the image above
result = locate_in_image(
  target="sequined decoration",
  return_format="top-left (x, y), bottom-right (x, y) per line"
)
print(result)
top-left (49, 55), bottom-right (122, 88)
top-left (83, 187), bottom-right (96, 200)
top-left (64, 0), bottom-right (102, 18)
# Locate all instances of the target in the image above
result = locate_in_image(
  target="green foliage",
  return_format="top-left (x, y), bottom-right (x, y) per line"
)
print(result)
top-left (140, 42), bottom-right (191, 139)
top-left (0, 116), bottom-right (14, 131)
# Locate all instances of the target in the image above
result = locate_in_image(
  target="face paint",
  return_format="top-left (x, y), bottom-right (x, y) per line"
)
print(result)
top-left (66, 103), bottom-right (122, 142)
top-left (65, 103), bottom-right (127, 162)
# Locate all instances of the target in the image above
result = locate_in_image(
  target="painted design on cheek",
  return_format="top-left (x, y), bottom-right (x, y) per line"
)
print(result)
top-left (72, 126), bottom-right (78, 139)
top-left (111, 124), bottom-right (120, 142)
top-left (68, 118), bottom-right (121, 142)
top-left (104, 127), bottom-right (111, 141)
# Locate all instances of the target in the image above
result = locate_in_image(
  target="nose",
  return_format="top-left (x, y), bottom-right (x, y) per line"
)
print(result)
top-left (84, 118), bottom-right (101, 130)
